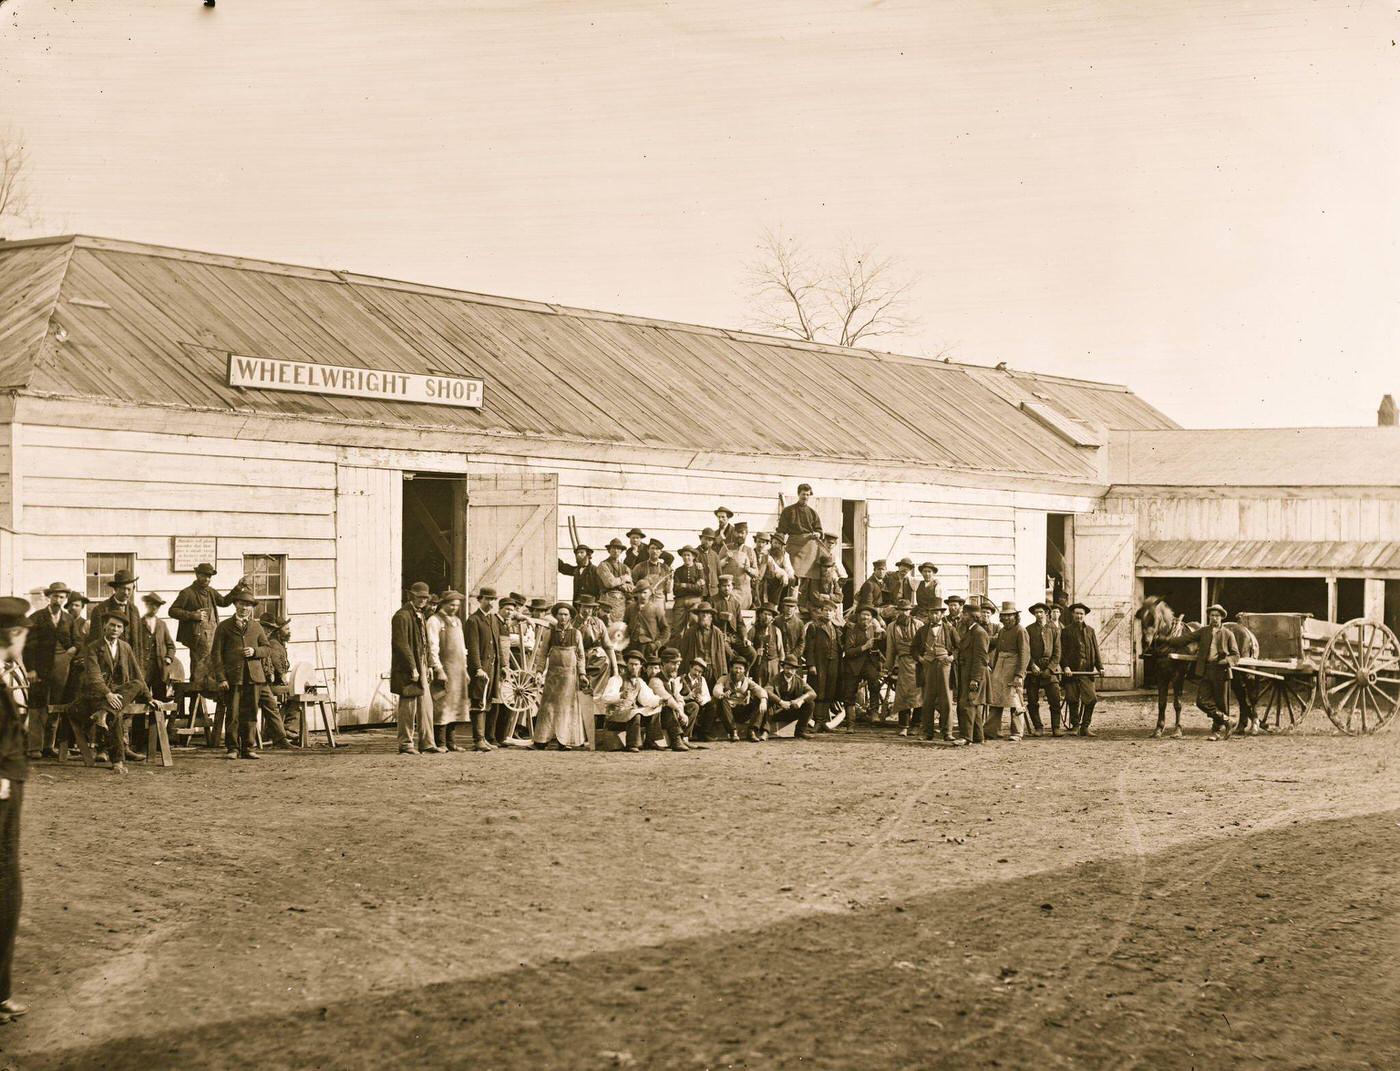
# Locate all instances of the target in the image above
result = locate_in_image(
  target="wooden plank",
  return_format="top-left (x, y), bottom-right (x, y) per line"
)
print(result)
top-left (22, 423), bottom-right (342, 464)
top-left (24, 444), bottom-right (336, 489)
top-left (25, 478), bottom-right (336, 516)
top-left (23, 507), bottom-right (335, 541)
top-left (334, 466), bottom-right (400, 724)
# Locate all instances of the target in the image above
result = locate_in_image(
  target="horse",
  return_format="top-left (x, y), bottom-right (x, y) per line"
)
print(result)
top-left (1136, 596), bottom-right (1198, 738)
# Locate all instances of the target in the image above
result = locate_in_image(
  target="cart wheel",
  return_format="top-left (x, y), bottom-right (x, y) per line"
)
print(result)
top-left (505, 668), bottom-right (544, 725)
top-left (1320, 619), bottom-right (1400, 735)
top-left (1249, 674), bottom-right (1314, 732)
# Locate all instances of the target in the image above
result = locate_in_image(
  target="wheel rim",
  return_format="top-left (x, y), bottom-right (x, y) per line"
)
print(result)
top-left (1321, 620), bottom-right (1400, 735)
top-left (1252, 674), bottom-right (1313, 731)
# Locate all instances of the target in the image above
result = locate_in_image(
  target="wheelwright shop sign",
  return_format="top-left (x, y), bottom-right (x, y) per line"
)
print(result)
top-left (227, 355), bottom-right (484, 409)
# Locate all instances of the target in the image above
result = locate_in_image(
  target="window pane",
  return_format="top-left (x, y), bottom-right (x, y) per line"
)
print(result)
top-left (242, 554), bottom-right (286, 620)
top-left (969, 565), bottom-right (989, 598)
top-left (86, 552), bottom-right (134, 600)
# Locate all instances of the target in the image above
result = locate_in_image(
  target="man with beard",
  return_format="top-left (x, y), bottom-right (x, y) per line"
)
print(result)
top-left (912, 597), bottom-right (956, 741)
top-left (1061, 603), bottom-right (1105, 737)
top-left (557, 544), bottom-right (602, 606)
top-left (677, 603), bottom-right (728, 738)
top-left (885, 599), bottom-right (922, 736)
top-left (24, 582), bottom-right (77, 759)
top-left (1025, 603), bottom-right (1063, 736)
top-left (841, 603), bottom-right (883, 730)
top-left (954, 603), bottom-right (989, 745)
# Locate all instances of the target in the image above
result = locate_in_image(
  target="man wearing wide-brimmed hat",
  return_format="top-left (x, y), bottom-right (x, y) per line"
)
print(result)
top-left (885, 598), bottom-right (921, 736)
top-left (802, 597), bottom-right (841, 734)
top-left (912, 597), bottom-right (955, 741)
top-left (256, 613), bottom-right (299, 750)
top-left (915, 563), bottom-right (941, 611)
top-left (91, 569), bottom-right (147, 670)
top-left (391, 582), bottom-right (441, 756)
top-left (622, 528), bottom-right (649, 571)
top-left (670, 545), bottom-right (706, 632)
top-left (953, 602), bottom-right (990, 744)
top-left (1061, 602), bottom-right (1104, 736)
top-left (557, 543), bottom-right (602, 605)
top-left (841, 603), bottom-right (884, 729)
top-left (987, 602), bottom-right (1029, 741)
top-left (1025, 603), bottom-right (1064, 736)
top-left (465, 586), bottom-right (507, 749)
top-left (676, 602), bottom-right (728, 729)
top-left (169, 563), bottom-right (249, 656)
top-left (1168, 603), bottom-right (1241, 741)
top-left (883, 558), bottom-right (917, 616)
top-left (595, 538), bottom-right (634, 616)
top-left (210, 589), bottom-right (272, 761)
top-left (23, 582), bottom-right (78, 758)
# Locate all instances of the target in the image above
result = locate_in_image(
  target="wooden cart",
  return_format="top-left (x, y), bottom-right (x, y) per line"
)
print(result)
top-left (1230, 613), bottom-right (1400, 735)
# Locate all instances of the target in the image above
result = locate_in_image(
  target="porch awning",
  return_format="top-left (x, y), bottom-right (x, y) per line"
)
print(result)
top-left (1138, 540), bottom-right (1400, 572)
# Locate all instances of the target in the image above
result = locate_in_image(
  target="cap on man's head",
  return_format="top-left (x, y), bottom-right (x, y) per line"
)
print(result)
top-left (897, 557), bottom-right (915, 569)
top-left (408, 581), bottom-right (432, 597)
top-left (43, 581), bottom-right (70, 596)
top-left (1029, 602), bottom-right (1048, 614)
top-left (574, 544), bottom-right (593, 555)
top-left (477, 586), bottom-right (497, 600)
top-left (679, 545), bottom-right (697, 556)
top-left (872, 559), bottom-right (887, 568)
top-left (660, 646), bottom-right (682, 661)
top-left (1206, 603), bottom-right (1228, 617)
top-left (606, 538), bottom-right (626, 550)
top-left (0, 596), bottom-right (31, 629)
top-left (648, 538), bottom-right (664, 550)
top-left (194, 563), bottom-right (217, 577)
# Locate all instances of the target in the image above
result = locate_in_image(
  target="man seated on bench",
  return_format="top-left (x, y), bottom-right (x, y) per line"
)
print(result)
top-left (81, 613), bottom-right (151, 774)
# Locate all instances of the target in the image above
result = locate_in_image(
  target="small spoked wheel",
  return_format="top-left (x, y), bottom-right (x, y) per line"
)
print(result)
top-left (1249, 674), bottom-right (1314, 732)
top-left (505, 668), bottom-right (544, 726)
top-left (1321, 619), bottom-right (1400, 735)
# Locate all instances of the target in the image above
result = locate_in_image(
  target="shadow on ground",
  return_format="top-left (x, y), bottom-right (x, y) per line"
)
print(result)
top-left (20, 808), bottom-right (1399, 1071)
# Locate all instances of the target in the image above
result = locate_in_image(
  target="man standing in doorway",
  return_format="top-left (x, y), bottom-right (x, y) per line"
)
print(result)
top-left (391, 582), bottom-right (441, 756)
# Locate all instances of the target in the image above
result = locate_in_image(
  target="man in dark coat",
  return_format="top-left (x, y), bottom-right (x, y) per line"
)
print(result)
top-left (625, 585), bottom-right (671, 663)
top-left (464, 586), bottom-right (505, 749)
top-left (696, 529), bottom-right (723, 601)
top-left (953, 603), bottom-right (989, 745)
top-left (1170, 603), bottom-right (1242, 740)
top-left (90, 569), bottom-right (146, 670)
top-left (802, 598), bottom-right (841, 734)
top-left (622, 528), bottom-right (649, 571)
top-left (883, 558), bottom-right (917, 616)
top-left (24, 582), bottom-right (78, 758)
top-left (671, 546), bottom-right (706, 632)
top-left (0, 596), bottom-right (34, 1023)
top-left (257, 615), bottom-right (298, 749)
top-left (137, 593), bottom-right (175, 700)
top-left (210, 591), bottom-right (271, 761)
top-left (390, 581), bottom-right (440, 755)
top-left (857, 561), bottom-right (889, 613)
top-left (1060, 602), bottom-right (1105, 737)
top-left (778, 596), bottom-right (806, 662)
top-left (915, 563), bottom-right (941, 611)
top-left (168, 563), bottom-right (247, 651)
top-left (557, 545), bottom-right (602, 605)
top-left (82, 614), bottom-right (151, 773)
top-left (1025, 602), bottom-right (1064, 736)
top-left (840, 604), bottom-right (883, 730)
top-left (912, 597), bottom-right (956, 741)
top-left (676, 602), bottom-right (729, 704)
top-left (768, 654), bottom-right (817, 737)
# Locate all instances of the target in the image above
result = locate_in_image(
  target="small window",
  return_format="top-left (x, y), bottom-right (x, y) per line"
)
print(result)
top-left (242, 554), bottom-right (286, 620)
top-left (968, 565), bottom-right (989, 598)
top-left (86, 552), bottom-right (135, 600)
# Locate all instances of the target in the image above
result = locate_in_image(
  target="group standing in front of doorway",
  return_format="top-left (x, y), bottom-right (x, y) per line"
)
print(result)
top-left (388, 482), bottom-right (1122, 753)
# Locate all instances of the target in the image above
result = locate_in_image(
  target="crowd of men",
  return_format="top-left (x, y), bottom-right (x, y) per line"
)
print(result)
top-left (385, 483), bottom-right (1110, 753)
top-left (18, 565), bottom-right (303, 773)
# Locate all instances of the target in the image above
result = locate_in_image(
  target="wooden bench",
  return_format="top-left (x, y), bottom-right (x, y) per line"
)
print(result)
top-left (49, 700), bottom-right (174, 769)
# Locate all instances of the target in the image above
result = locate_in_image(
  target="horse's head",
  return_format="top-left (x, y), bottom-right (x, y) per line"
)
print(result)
top-left (1137, 596), bottom-right (1175, 649)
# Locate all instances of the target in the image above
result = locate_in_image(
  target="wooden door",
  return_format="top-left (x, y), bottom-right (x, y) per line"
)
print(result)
top-left (466, 473), bottom-right (558, 603)
top-left (1071, 512), bottom-right (1136, 688)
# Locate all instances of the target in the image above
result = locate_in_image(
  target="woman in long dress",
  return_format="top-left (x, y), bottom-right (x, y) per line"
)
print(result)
top-left (427, 591), bottom-right (470, 752)
top-left (531, 603), bottom-right (588, 750)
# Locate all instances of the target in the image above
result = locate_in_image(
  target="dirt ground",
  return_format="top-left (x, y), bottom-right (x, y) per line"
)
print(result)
top-left (1, 694), bottom-right (1397, 1071)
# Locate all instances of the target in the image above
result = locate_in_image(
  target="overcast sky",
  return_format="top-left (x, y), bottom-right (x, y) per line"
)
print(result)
top-left (3, 0), bottom-right (1396, 428)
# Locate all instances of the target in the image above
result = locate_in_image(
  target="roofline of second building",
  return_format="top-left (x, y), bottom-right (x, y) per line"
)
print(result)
top-left (0, 232), bottom-right (1140, 395)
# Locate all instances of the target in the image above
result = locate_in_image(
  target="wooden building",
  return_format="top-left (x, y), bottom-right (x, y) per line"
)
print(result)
top-left (0, 235), bottom-right (1183, 713)
top-left (1102, 426), bottom-right (1400, 643)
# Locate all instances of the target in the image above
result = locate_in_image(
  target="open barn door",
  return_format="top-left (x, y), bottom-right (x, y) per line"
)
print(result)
top-left (1071, 512), bottom-right (1136, 689)
top-left (466, 473), bottom-right (558, 605)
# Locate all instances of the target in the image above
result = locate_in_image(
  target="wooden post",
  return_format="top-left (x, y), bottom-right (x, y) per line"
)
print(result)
top-left (1326, 576), bottom-right (1338, 622)
top-left (1200, 577), bottom-right (1209, 623)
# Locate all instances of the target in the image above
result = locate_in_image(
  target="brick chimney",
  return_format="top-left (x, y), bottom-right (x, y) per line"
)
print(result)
top-left (1380, 394), bottom-right (1398, 427)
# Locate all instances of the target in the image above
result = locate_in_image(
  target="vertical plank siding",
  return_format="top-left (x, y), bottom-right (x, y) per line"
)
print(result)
top-left (334, 466), bottom-right (401, 724)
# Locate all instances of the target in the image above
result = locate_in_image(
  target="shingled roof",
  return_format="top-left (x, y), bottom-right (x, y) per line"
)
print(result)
top-left (0, 235), bottom-right (1176, 482)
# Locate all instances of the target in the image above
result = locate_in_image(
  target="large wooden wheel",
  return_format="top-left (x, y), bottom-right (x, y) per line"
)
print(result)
top-left (503, 666), bottom-right (544, 725)
top-left (1321, 619), bottom-right (1400, 735)
top-left (1250, 673), bottom-right (1315, 732)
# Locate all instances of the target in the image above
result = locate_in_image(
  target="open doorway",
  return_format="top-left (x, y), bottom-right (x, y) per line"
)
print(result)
top-left (402, 473), bottom-right (466, 600)
top-left (1207, 576), bottom-right (1327, 620)
top-left (1046, 513), bottom-right (1069, 605)
top-left (1336, 578), bottom-right (1365, 622)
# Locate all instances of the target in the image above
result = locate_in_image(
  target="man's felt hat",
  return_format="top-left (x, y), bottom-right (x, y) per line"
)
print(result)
top-left (476, 586), bottom-right (497, 600)
top-left (648, 538), bottom-right (664, 550)
top-left (66, 592), bottom-right (89, 606)
top-left (626, 528), bottom-right (646, 538)
top-left (110, 569), bottom-right (139, 587)
top-left (408, 581), bottom-right (432, 597)
top-left (945, 594), bottom-right (965, 603)
top-left (549, 601), bottom-right (574, 617)
top-left (714, 506), bottom-right (733, 518)
top-left (895, 598), bottom-right (911, 610)
top-left (1029, 602), bottom-right (1048, 614)
top-left (693, 601), bottom-right (715, 615)
top-left (576, 594), bottom-right (598, 607)
top-left (623, 648), bottom-right (645, 662)
top-left (1206, 603), bottom-right (1228, 617)
top-left (755, 603), bottom-right (777, 616)
top-left (43, 581), bottom-right (70, 596)
top-left (896, 557), bottom-right (915, 568)
top-left (872, 559), bottom-right (887, 568)
top-left (1068, 602), bottom-right (1091, 615)
top-left (606, 538), bottom-right (626, 550)
top-left (194, 563), bottom-right (217, 577)
top-left (660, 647), bottom-right (682, 661)
top-left (999, 601), bottom-right (1019, 616)
top-left (142, 592), bottom-right (167, 606)
top-left (232, 590), bottom-right (259, 607)
top-left (260, 614), bottom-right (290, 631)
top-left (926, 596), bottom-right (945, 610)
top-left (679, 545), bottom-right (697, 555)
top-left (438, 590), bottom-right (466, 604)
top-left (699, 528), bottom-right (717, 539)
top-left (574, 544), bottom-right (593, 555)
top-left (0, 597), bottom-right (31, 629)
top-left (689, 656), bottom-right (709, 668)
top-left (919, 562), bottom-right (938, 574)
top-left (780, 655), bottom-right (801, 667)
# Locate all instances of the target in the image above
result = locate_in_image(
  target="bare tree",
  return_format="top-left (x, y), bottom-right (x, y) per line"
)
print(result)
top-left (0, 136), bottom-right (31, 239)
top-left (745, 227), bottom-right (919, 349)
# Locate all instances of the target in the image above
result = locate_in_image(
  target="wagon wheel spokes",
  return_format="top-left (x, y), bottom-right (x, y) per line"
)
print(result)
top-left (1321, 619), bottom-right (1400, 734)
top-left (1254, 674), bottom-right (1312, 730)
